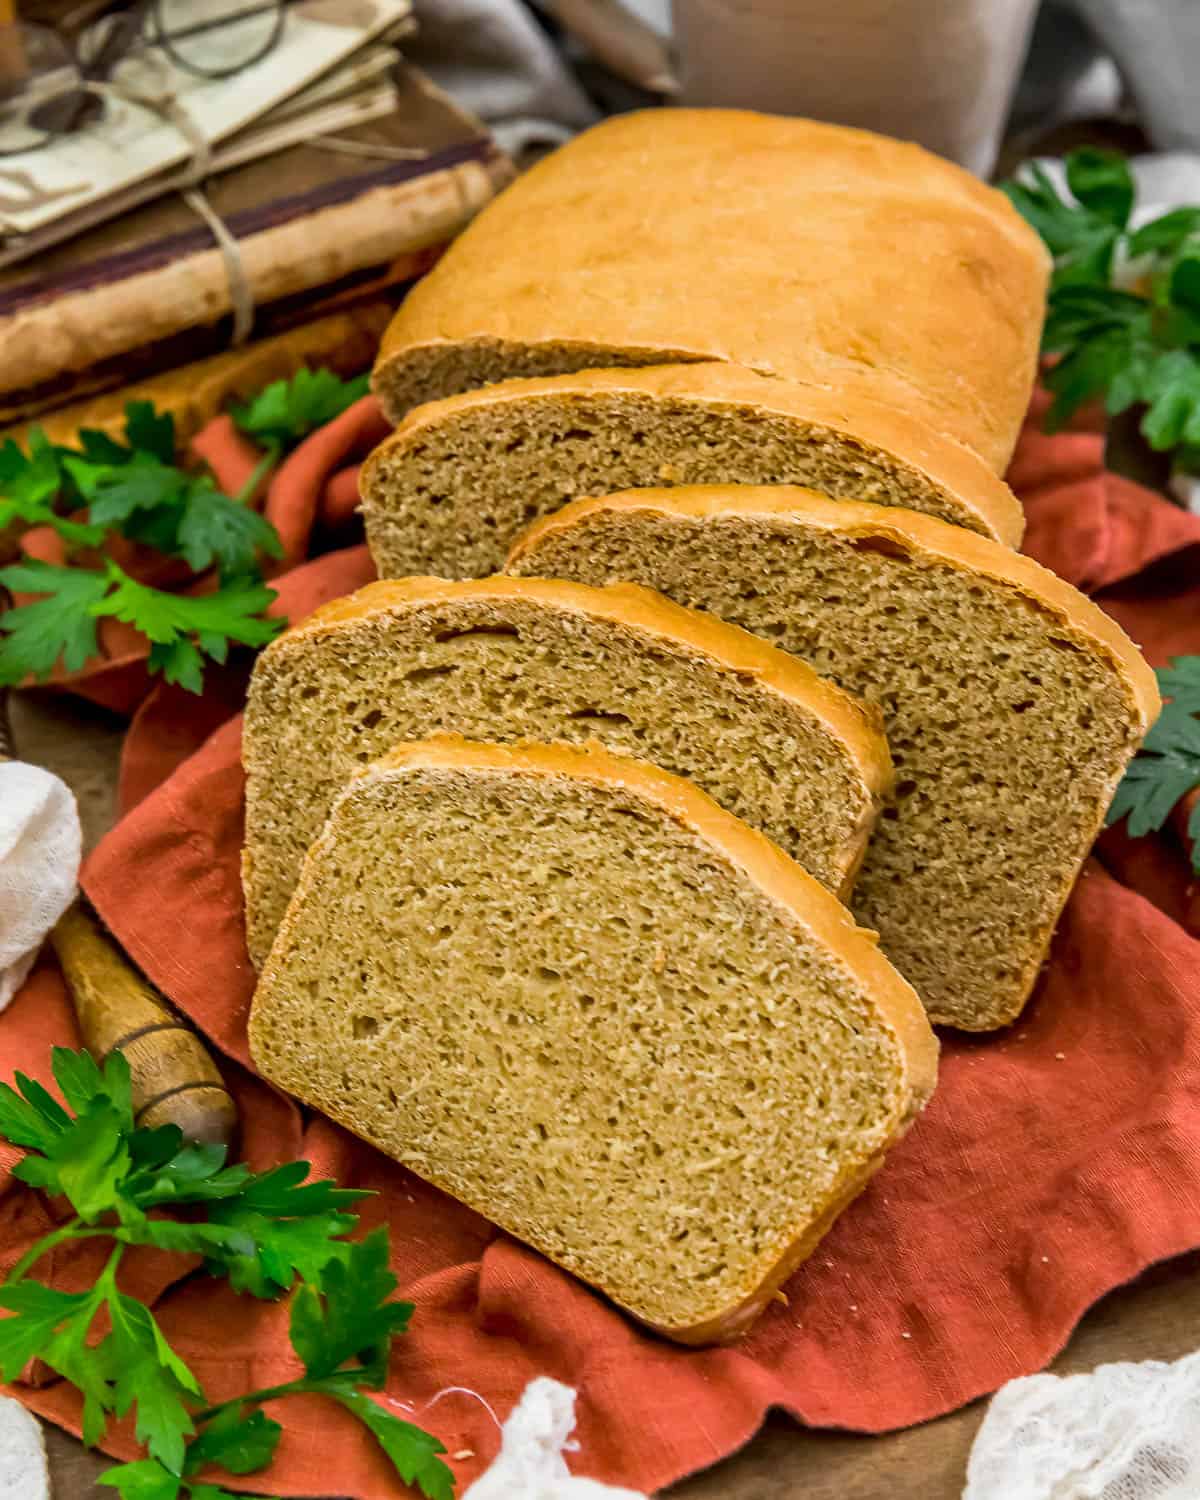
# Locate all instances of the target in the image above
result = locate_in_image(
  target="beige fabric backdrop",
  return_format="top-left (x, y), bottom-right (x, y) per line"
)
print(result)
top-left (671, 0), bottom-right (1039, 173)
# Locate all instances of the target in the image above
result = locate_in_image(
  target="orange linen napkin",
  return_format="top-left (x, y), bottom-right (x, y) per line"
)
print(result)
top-left (2, 390), bottom-right (1200, 1496)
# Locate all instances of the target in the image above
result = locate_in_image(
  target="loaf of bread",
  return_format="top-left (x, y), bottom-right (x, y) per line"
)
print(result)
top-left (360, 363), bottom-right (1026, 581)
top-left (248, 735), bottom-right (937, 1343)
top-left (508, 488), bottom-right (1160, 1030)
top-left (372, 110), bottom-right (1049, 471)
top-left (242, 575), bottom-right (891, 966)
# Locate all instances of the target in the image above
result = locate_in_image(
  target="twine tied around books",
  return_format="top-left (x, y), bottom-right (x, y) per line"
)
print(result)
top-left (74, 73), bottom-right (257, 343)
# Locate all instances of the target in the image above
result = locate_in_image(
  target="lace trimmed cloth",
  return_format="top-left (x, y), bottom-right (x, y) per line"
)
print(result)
top-left (965, 1351), bottom-right (1200, 1499)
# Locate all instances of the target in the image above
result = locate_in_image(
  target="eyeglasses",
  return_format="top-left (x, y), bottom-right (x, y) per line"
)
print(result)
top-left (0, 0), bottom-right (287, 154)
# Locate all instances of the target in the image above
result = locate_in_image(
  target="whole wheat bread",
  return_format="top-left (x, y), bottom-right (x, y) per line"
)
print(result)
top-left (360, 362), bottom-right (1025, 581)
top-left (248, 736), bottom-right (937, 1343)
top-left (507, 488), bottom-right (1160, 1030)
top-left (242, 575), bottom-right (890, 967)
top-left (372, 110), bottom-right (1048, 471)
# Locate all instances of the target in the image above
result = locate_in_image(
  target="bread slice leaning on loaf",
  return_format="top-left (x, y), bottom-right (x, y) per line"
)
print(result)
top-left (248, 735), bottom-right (938, 1343)
top-left (372, 109), bottom-right (1049, 471)
top-left (360, 363), bottom-right (1025, 581)
top-left (507, 488), bottom-right (1160, 1031)
top-left (242, 575), bottom-right (891, 967)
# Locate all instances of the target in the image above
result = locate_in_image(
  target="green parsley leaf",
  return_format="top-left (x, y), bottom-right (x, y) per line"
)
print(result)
top-left (0, 560), bottom-right (109, 683)
top-left (98, 1454), bottom-right (277, 1500)
top-left (1002, 149), bottom-right (1200, 465)
top-left (102, 1269), bottom-right (201, 1473)
top-left (183, 1403), bottom-right (281, 1477)
top-left (1170, 242), bottom-right (1200, 319)
top-left (232, 368), bottom-right (369, 450)
top-left (202, 1165), bottom-right (367, 1299)
top-left (0, 1282), bottom-right (92, 1381)
top-left (98, 1458), bottom-right (181, 1500)
top-left (99, 565), bottom-right (282, 651)
top-left (1138, 349), bottom-right (1200, 449)
top-left (52, 1100), bottom-right (132, 1220)
top-left (1065, 147), bottom-right (1134, 229)
top-left (1157, 657), bottom-right (1200, 714)
top-left (64, 454), bottom-right (186, 527)
top-left (39, 1279), bottom-right (115, 1445)
top-left (176, 480), bottom-right (283, 579)
top-left (0, 1075), bottom-right (68, 1154)
top-left (126, 1141), bottom-right (252, 1208)
top-left (1002, 160), bottom-right (1121, 290)
top-left (77, 428), bottom-right (133, 466)
top-left (334, 1391), bottom-right (454, 1500)
top-left (1127, 206), bottom-right (1200, 259)
top-left (0, 1048), bottom-right (450, 1500)
top-left (124, 402), bottom-right (177, 466)
top-left (1107, 657), bottom-right (1200, 872)
top-left (53, 1046), bottom-right (134, 1122)
top-left (290, 1230), bottom-right (412, 1382)
top-left (0, 430), bottom-right (107, 549)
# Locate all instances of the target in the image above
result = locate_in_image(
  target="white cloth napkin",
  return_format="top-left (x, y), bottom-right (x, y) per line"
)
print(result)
top-left (0, 761), bottom-right (81, 1010)
top-left (463, 1378), bottom-right (646, 1500)
top-left (964, 1349), bottom-right (1200, 1498)
top-left (0, 1396), bottom-right (49, 1500)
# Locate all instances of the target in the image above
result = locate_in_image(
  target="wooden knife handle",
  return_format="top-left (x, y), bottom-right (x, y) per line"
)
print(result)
top-left (1, 595), bottom-right (236, 1149)
top-left (51, 905), bottom-right (238, 1150)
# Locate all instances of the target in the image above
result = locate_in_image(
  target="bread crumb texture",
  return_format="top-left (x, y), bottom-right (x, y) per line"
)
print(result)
top-left (508, 490), bottom-right (1155, 1029)
top-left (361, 366), bottom-right (1023, 581)
top-left (242, 578), bottom-right (885, 968)
top-left (249, 746), bottom-right (928, 1337)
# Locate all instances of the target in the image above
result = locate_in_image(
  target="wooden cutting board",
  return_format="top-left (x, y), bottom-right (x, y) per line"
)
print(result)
top-left (14, 689), bottom-right (1200, 1499)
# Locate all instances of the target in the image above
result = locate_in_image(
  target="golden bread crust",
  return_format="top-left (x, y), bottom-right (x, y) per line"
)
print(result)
top-left (257, 733), bottom-right (935, 1342)
top-left (364, 361), bottom-right (1027, 547)
top-left (508, 487), bottom-right (1161, 732)
top-left (292, 573), bottom-right (894, 808)
top-left (374, 110), bottom-right (1049, 470)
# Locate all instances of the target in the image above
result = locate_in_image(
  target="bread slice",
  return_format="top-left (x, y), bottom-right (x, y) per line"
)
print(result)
top-left (508, 488), bottom-right (1160, 1030)
top-left (372, 109), bottom-right (1049, 471)
top-left (360, 363), bottom-right (1025, 581)
top-left (242, 575), bottom-right (891, 968)
top-left (248, 735), bottom-right (937, 1343)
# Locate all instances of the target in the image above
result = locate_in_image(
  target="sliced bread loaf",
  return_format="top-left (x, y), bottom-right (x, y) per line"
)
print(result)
top-left (360, 363), bottom-right (1025, 581)
top-left (242, 575), bottom-right (890, 967)
top-left (372, 109), bottom-right (1048, 471)
top-left (507, 488), bottom-right (1160, 1030)
top-left (248, 735), bottom-right (937, 1343)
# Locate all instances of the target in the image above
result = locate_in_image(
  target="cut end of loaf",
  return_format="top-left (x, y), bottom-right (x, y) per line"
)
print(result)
top-left (370, 109), bottom-right (1049, 469)
top-left (249, 736), bottom-right (935, 1340)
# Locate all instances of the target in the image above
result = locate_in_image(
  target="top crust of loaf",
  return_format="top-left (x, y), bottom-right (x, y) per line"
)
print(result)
top-left (508, 488), bottom-right (1161, 733)
top-left (373, 109), bottom-right (1049, 470)
top-left (369, 361), bottom-right (1027, 548)
top-left (362, 734), bottom-right (939, 1131)
top-left (290, 573), bottom-right (893, 797)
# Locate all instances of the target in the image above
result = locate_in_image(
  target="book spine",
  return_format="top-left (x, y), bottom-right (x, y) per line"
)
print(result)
top-left (0, 156), bottom-right (509, 400)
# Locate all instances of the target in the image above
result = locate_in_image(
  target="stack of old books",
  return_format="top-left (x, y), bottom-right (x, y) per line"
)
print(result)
top-left (0, 3), bottom-right (510, 433)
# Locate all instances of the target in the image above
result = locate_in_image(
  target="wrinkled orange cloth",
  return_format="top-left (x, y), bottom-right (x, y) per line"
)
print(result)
top-left (4, 389), bottom-right (1200, 1497)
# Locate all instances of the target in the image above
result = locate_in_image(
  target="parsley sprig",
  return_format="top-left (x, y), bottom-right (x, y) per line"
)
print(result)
top-left (1002, 149), bottom-right (1200, 463)
top-left (0, 367), bottom-right (366, 693)
top-left (0, 1048), bottom-right (453, 1500)
top-left (231, 367), bottom-right (369, 452)
top-left (1107, 656), bottom-right (1200, 870)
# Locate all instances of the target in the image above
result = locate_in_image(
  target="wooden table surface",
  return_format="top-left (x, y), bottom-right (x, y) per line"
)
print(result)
top-left (15, 689), bottom-right (1200, 1500)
